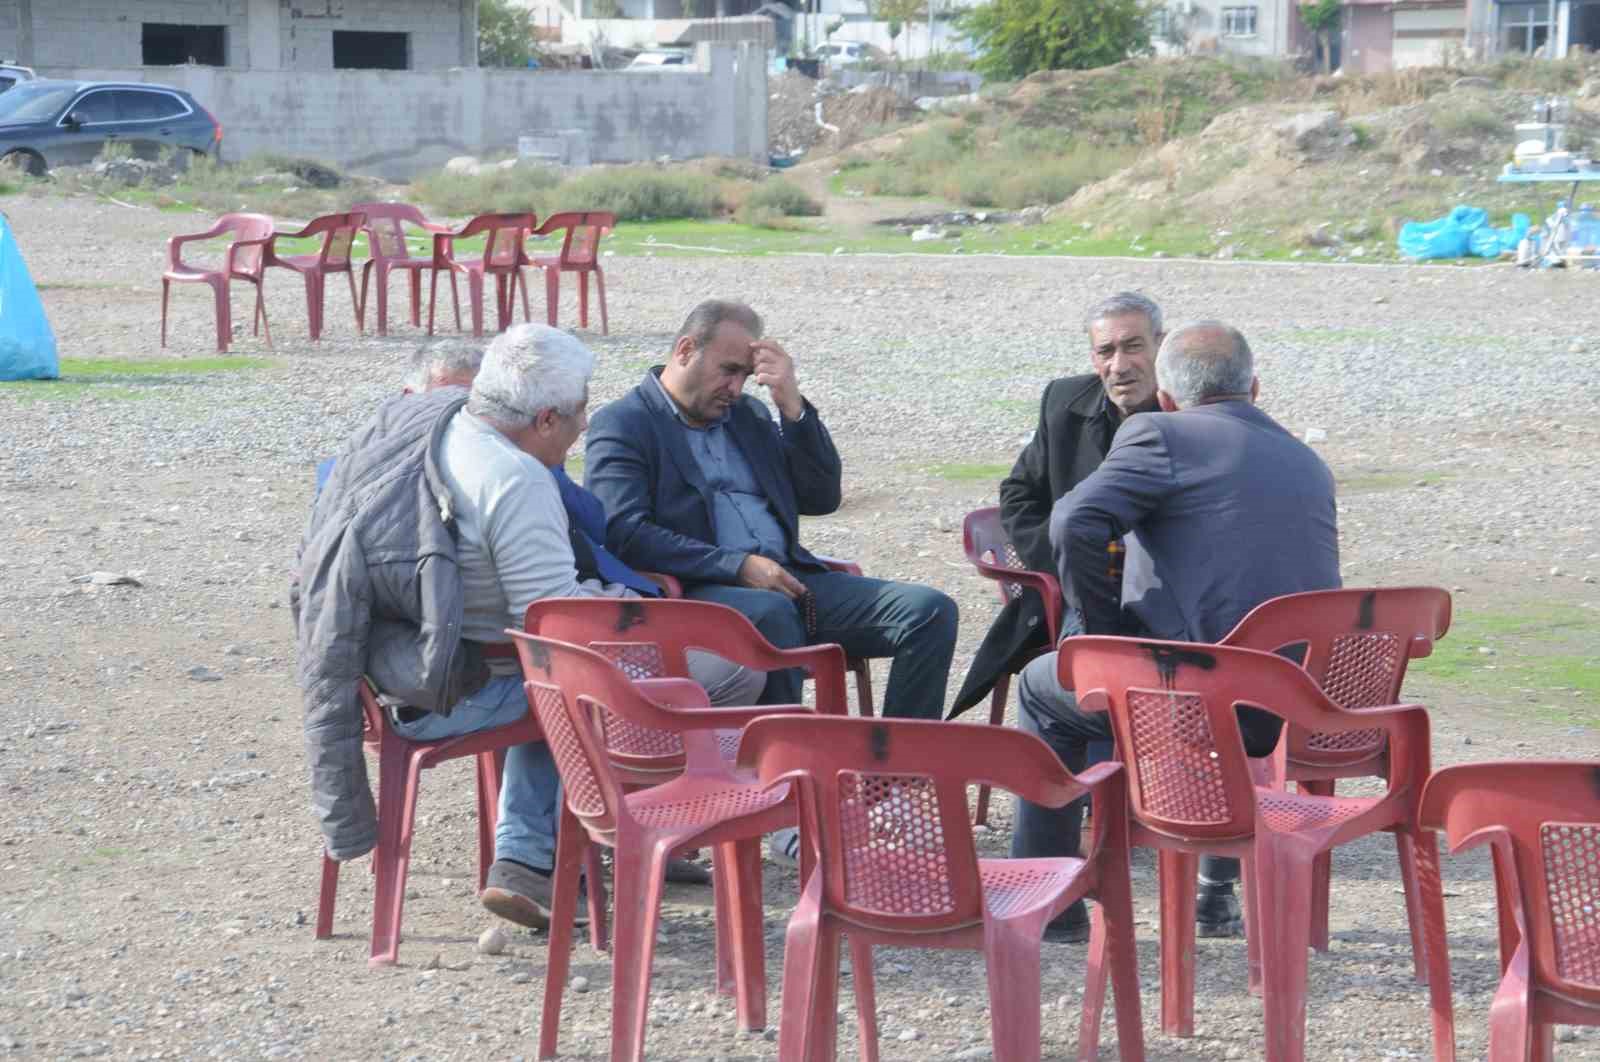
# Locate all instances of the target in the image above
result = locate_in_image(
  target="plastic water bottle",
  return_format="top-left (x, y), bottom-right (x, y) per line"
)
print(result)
top-left (1573, 204), bottom-right (1599, 264)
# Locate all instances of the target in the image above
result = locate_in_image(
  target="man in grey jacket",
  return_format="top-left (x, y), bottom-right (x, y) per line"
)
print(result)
top-left (1011, 320), bottom-right (1340, 941)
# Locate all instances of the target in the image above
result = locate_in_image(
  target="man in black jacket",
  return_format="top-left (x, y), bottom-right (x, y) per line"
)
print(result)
top-left (951, 291), bottom-right (1164, 717)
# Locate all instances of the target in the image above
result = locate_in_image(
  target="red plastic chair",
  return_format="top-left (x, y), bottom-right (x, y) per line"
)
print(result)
top-left (520, 210), bottom-right (614, 334)
top-left (961, 506), bottom-right (1065, 824)
top-left (314, 678), bottom-right (557, 967)
top-left (427, 212), bottom-right (535, 338)
top-left (1420, 760), bottom-right (1600, 1061)
top-left (352, 202), bottom-right (456, 336)
top-left (735, 714), bottom-right (1145, 1062)
top-left (507, 631), bottom-right (802, 1062)
top-left (159, 212), bottom-right (274, 353)
top-left (1222, 587), bottom-right (1453, 955)
top-left (1059, 636), bottom-right (1454, 1062)
top-left (262, 211), bottom-right (365, 341)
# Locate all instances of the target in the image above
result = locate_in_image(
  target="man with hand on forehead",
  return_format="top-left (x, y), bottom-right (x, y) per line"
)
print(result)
top-left (585, 298), bottom-right (959, 721)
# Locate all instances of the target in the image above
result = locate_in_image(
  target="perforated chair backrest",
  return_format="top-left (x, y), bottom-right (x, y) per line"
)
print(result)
top-left (1421, 761), bottom-right (1600, 1004)
top-left (535, 211), bottom-right (615, 267)
top-left (507, 633), bottom-right (635, 840)
top-left (354, 201), bottom-right (431, 261)
top-left (1060, 637), bottom-right (1342, 841)
top-left (301, 211), bottom-right (364, 269)
top-left (220, 212), bottom-right (274, 276)
top-left (523, 597), bottom-right (843, 766)
top-left (962, 506), bottom-right (1031, 607)
top-left (1223, 587), bottom-right (1451, 766)
top-left (738, 715), bottom-right (1088, 932)
top-left (456, 212), bottom-right (536, 270)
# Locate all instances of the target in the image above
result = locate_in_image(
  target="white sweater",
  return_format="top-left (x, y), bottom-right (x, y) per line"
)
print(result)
top-left (439, 410), bottom-right (625, 645)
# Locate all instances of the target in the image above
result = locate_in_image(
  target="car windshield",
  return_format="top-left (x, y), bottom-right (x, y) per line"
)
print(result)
top-left (0, 83), bottom-right (75, 122)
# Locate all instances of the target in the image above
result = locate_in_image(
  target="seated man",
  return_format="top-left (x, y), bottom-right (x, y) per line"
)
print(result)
top-left (1013, 320), bottom-right (1341, 941)
top-left (586, 298), bottom-right (959, 721)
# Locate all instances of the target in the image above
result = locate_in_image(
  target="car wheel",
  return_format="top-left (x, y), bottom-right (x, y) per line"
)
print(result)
top-left (0, 149), bottom-right (44, 177)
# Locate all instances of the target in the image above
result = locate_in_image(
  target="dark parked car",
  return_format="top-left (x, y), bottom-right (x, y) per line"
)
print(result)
top-left (0, 79), bottom-right (221, 176)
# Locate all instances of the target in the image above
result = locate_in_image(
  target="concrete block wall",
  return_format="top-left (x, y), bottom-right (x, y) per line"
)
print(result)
top-left (2, 0), bottom-right (475, 71)
top-left (44, 42), bottom-right (767, 178)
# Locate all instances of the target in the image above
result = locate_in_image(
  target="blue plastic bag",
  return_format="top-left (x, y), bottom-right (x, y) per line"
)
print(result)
top-left (0, 213), bottom-right (59, 381)
top-left (1397, 205), bottom-right (1489, 260)
top-left (1468, 213), bottom-right (1531, 258)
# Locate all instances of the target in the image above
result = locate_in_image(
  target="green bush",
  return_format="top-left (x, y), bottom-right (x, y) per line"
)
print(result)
top-left (741, 178), bottom-right (822, 217)
top-left (411, 163), bottom-right (562, 215)
top-left (1433, 102), bottom-right (1505, 140)
top-left (958, 0), bottom-right (1150, 80)
top-left (553, 166), bottom-right (722, 220)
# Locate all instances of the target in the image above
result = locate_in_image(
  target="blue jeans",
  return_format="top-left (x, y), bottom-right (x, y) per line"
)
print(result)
top-left (393, 675), bottom-right (558, 873)
top-left (687, 568), bottom-right (959, 719)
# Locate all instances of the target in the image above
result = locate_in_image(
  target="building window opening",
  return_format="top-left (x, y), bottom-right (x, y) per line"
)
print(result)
top-left (142, 23), bottom-right (227, 66)
top-left (1221, 5), bottom-right (1258, 36)
top-left (333, 31), bottom-right (411, 70)
top-left (1499, 2), bottom-right (1552, 53)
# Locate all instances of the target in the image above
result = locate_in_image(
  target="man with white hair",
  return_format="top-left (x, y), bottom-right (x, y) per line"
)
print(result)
top-left (1009, 320), bottom-right (1340, 941)
top-left (403, 338), bottom-right (484, 393)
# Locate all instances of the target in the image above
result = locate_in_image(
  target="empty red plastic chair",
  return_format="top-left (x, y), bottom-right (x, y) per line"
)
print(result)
top-left (428, 212), bottom-right (535, 338)
top-left (314, 678), bottom-right (557, 967)
top-left (735, 714), bottom-right (1145, 1062)
top-left (961, 506), bottom-right (1065, 824)
top-left (263, 211), bottom-right (365, 341)
top-left (160, 212), bottom-right (274, 352)
top-left (521, 210), bottom-right (614, 333)
top-left (1420, 760), bottom-right (1600, 1061)
top-left (507, 632), bottom-right (802, 1062)
top-left (1059, 636), bottom-right (1454, 1062)
top-left (1222, 586), bottom-right (1452, 954)
top-left (353, 202), bottom-right (457, 336)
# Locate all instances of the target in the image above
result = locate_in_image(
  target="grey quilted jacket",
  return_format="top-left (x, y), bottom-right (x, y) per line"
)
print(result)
top-left (291, 388), bottom-right (490, 860)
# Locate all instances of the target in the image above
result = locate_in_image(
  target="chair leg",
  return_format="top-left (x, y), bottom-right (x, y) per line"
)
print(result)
top-left (356, 261), bottom-right (371, 333)
top-left (711, 842), bottom-right (737, 998)
top-left (1395, 828), bottom-right (1428, 982)
top-left (974, 673), bottom-right (1010, 826)
top-left (537, 803), bottom-right (588, 1061)
top-left (450, 271), bottom-right (462, 332)
top-left (983, 920), bottom-right (1044, 1062)
top-left (608, 841), bottom-right (669, 1062)
top-left (1084, 858), bottom-right (1146, 1060)
top-left (725, 838), bottom-right (767, 1032)
top-left (345, 268), bottom-right (361, 334)
top-left (367, 741), bottom-right (418, 966)
top-left (578, 269), bottom-right (590, 329)
top-left (1411, 830), bottom-right (1456, 1062)
top-left (585, 844), bottom-right (609, 953)
top-left (1242, 850), bottom-right (1264, 994)
top-left (1157, 849), bottom-right (1198, 1037)
top-left (848, 933), bottom-right (877, 1062)
top-left (408, 268), bottom-right (422, 328)
top-left (211, 279), bottom-right (230, 353)
top-left (467, 272), bottom-right (485, 338)
top-left (253, 281), bottom-right (272, 349)
top-left (544, 265), bottom-right (559, 327)
top-left (305, 273), bottom-right (324, 342)
top-left (1486, 946), bottom-right (1536, 1062)
top-left (315, 852), bottom-right (339, 939)
top-left (160, 278), bottom-right (171, 348)
top-left (1298, 778), bottom-right (1336, 951)
top-left (595, 266), bottom-right (608, 335)
top-left (778, 892), bottom-right (838, 1062)
top-left (1256, 839), bottom-right (1317, 1062)
top-left (474, 750), bottom-right (502, 892)
top-left (426, 268), bottom-right (439, 336)
top-left (851, 659), bottom-right (874, 718)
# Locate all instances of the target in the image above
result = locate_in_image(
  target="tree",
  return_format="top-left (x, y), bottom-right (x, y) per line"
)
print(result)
top-left (479, 0), bottom-right (535, 68)
top-left (1299, 0), bottom-right (1341, 74)
top-left (958, 0), bottom-right (1150, 80)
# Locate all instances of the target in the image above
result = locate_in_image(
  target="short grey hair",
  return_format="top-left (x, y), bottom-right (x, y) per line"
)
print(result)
top-left (1084, 291), bottom-right (1163, 337)
top-left (675, 299), bottom-right (764, 350)
top-left (1155, 320), bottom-right (1254, 407)
top-left (468, 324), bottom-right (594, 430)
top-left (406, 339), bottom-right (485, 391)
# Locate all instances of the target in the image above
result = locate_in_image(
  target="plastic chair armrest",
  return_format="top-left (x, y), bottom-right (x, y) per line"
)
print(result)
top-left (815, 555), bottom-right (862, 577)
top-left (226, 236), bottom-right (273, 275)
top-left (633, 676), bottom-right (710, 711)
top-left (656, 702), bottom-right (810, 733)
top-left (642, 571), bottom-right (684, 598)
top-left (168, 222), bottom-right (234, 269)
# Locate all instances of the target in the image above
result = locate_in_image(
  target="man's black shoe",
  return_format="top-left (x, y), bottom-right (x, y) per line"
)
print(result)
top-left (1043, 900), bottom-right (1090, 944)
top-left (480, 859), bottom-right (590, 931)
top-left (1196, 883), bottom-right (1243, 938)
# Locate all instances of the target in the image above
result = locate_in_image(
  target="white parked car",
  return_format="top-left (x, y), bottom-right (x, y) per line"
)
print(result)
top-left (625, 50), bottom-right (694, 71)
top-left (816, 41), bottom-right (871, 65)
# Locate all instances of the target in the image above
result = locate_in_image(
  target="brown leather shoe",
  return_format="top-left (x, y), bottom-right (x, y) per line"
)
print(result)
top-left (480, 859), bottom-right (589, 930)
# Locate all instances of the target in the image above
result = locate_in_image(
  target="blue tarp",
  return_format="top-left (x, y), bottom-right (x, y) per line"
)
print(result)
top-left (1468, 213), bottom-right (1530, 258)
top-left (1397, 205), bottom-right (1489, 260)
top-left (0, 213), bottom-right (59, 381)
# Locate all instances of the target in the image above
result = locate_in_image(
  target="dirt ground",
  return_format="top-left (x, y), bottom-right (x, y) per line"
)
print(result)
top-left (1, 192), bottom-right (1597, 1061)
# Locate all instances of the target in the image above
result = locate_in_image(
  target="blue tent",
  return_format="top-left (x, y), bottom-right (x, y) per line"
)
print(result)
top-left (0, 212), bottom-right (59, 381)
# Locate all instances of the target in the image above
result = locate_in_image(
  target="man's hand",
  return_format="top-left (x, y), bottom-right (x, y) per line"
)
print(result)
top-left (751, 339), bottom-right (804, 421)
top-left (737, 554), bottom-right (806, 599)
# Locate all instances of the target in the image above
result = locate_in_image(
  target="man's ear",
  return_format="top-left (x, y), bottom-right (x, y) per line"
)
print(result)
top-left (1156, 389), bottom-right (1179, 413)
top-left (670, 336), bottom-right (698, 365)
top-left (1249, 375), bottom-right (1260, 403)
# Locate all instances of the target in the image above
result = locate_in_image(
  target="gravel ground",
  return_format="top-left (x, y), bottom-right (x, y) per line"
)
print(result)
top-left (1, 193), bottom-right (1598, 1060)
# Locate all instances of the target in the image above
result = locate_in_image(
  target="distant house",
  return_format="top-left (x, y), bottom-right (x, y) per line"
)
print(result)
top-left (0, 0), bottom-right (479, 72)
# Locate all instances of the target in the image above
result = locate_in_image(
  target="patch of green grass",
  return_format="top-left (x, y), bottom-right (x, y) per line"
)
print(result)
top-left (0, 356), bottom-right (271, 403)
top-left (928, 461), bottom-right (1011, 482)
top-left (1411, 603), bottom-right (1600, 723)
top-left (1337, 470), bottom-right (1452, 494)
top-left (564, 453), bottom-right (585, 479)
